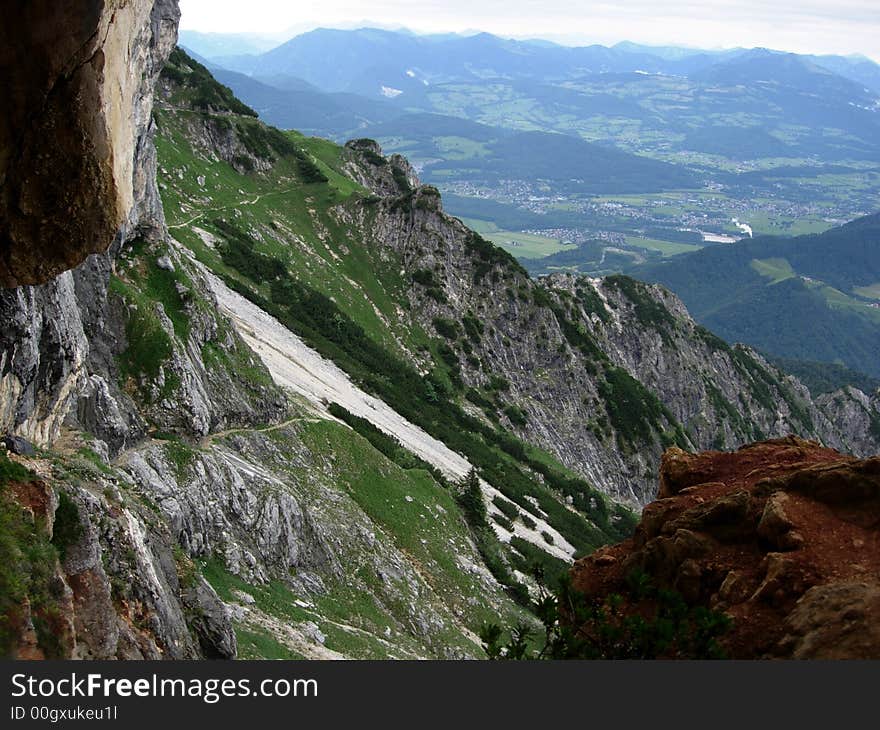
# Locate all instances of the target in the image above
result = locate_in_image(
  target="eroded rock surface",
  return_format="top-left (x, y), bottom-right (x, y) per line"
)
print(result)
top-left (571, 436), bottom-right (880, 658)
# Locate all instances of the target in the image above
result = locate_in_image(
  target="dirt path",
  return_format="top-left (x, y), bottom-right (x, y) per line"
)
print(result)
top-left (167, 188), bottom-right (296, 230)
top-left (199, 416), bottom-right (321, 449)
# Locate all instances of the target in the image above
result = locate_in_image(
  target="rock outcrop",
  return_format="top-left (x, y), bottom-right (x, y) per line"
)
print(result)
top-left (2, 464), bottom-right (235, 660)
top-left (0, 0), bottom-right (180, 287)
top-left (571, 437), bottom-right (880, 658)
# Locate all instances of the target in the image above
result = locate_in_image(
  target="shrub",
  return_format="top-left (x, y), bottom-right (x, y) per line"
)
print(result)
top-left (51, 492), bottom-right (83, 563)
top-left (432, 317), bottom-right (460, 341)
top-left (462, 314), bottom-right (484, 343)
top-left (214, 218), bottom-right (287, 284)
top-left (163, 48), bottom-right (258, 117)
top-left (480, 570), bottom-right (731, 660)
top-left (492, 496), bottom-right (520, 521)
top-left (411, 269), bottom-right (437, 287)
top-left (503, 405), bottom-right (528, 427)
top-left (0, 479), bottom-right (65, 658)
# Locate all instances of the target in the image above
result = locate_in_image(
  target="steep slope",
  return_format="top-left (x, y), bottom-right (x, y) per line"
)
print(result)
top-left (0, 39), bottom-right (531, 659)
top-left (334, 165), bottom-right (879, 498)
top-left (153, 51), bottom-right (639, 599)
top-left (155, 49), bottom-right (880, 515)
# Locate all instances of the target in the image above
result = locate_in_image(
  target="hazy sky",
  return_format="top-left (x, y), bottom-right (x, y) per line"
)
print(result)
top-left (179, 0), bottom-right (880, 60)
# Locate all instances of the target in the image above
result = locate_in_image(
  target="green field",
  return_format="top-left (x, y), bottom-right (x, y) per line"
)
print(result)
top-left (458, 219), bottom-right (578, 258)
top-left (750, 257), bottom-right (796, 283)
top-left (485, 230), bottom-right (577, 259)
top-left (625, 236), bottom-right (703, 257)
top-left (854, 282), bottom-right (880, 300)
top-left (458, 217), bottom-right (500, 234)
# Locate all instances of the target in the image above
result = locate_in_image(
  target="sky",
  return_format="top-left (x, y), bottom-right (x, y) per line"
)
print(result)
top-left (178, 0), bottom-right (880, 61)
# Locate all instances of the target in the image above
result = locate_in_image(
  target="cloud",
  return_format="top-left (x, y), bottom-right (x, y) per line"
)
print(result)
top-left (178, 0), bottom-right (880, 60)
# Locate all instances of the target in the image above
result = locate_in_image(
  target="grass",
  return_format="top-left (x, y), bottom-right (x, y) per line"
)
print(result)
top-left (625, 235), bottom-right (703, 257)
top-left (236, 628), bottom-right (306, 660)
top-left (485, 230), bottom-right (577, 259)
top-left (108, 275), bottom-right (177, 399)
top-left (750, 257), bottom-right (796, 284)
top-left (458, 217), bottom-right (499, 234)
top-left (813, 282), bottom-right (880, 324)
top-left (155, 103), bottom-right (429, 363)
top-left (300, 420), bottom-right (524, 639)
top-left (435, 136), bottom-right (491, 160)
top-left (854, 282), bottom-right (880, 300)
top-left (0, 456), bottom-right (66, 658)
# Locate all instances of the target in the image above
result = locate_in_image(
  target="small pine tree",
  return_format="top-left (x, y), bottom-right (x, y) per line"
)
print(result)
top-left (457, 468), bottom-right (486, 528)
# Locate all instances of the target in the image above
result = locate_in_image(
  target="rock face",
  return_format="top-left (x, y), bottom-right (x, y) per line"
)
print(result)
top-left (571, 437), bottom-right (880, 658)
top-left (339, 143), bottom-right (880, 505)
top-left (341, 139), bottom-right (420, 196)
top-left (5, 471), bottom-right (235, 660)
top-left (0, 0), bottom-right (180, 287)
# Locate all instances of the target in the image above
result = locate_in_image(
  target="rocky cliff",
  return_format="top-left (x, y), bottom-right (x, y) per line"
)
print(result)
top-left (338, 145), bottom-right (880, 505)
top-left (0, 0), bottom-right (180, 287)
top-left (570, 437), bottom-right (880, 658)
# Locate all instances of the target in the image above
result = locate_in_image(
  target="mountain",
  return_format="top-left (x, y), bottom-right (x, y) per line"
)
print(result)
top-left (808, 53), bottom-right (880, 94)
top-left (204, 27), bottom-right (880, 259)
top-left (355, 117), bottom-right (699, 193)
top-left (210, 67), bottom-right (400, 137)
top-left (634, 214), bottom-right (880, 377)
top-left (205, 28), bottom-right (880, 101)
top-left (2, 11), bottom-right (879, 662)
top-left (178, 30), bottom-right (284, 57)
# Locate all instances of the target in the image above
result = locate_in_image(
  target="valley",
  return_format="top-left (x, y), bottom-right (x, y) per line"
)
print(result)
top-left (190, 31), bottom-right (880, 273)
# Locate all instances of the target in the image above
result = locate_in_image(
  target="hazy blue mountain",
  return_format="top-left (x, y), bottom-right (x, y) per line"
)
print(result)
top-left (209, 27), bottom-right (693, 95)
top-left (178, 30), bottom-right (283, 58)
top-left (211, 68), bottom-right (401, 137)
top-left (808, 54), bottom-right (880, 94)
top-left (202, 28), bottom-right (880, 101)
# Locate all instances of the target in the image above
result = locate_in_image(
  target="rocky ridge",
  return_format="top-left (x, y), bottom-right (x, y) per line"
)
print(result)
top-left (338, 146), bottom-right (880, 505)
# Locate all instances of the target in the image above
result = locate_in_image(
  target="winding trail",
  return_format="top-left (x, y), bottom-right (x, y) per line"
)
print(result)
top-left (199, 416), bottom-right (322, 449)
top-left (167, 187), bottom-right (297, 230)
